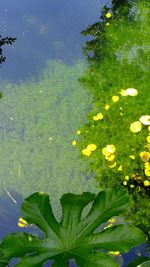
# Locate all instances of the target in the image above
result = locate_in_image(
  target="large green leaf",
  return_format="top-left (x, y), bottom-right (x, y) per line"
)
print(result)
top-left (0, 188), bottom-right (146, 266)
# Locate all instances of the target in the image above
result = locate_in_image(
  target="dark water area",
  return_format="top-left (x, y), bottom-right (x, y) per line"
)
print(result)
top-left (0, 0), bottom-right (106, 82)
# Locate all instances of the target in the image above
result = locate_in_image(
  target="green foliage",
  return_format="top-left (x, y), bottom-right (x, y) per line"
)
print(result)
top-left (0, 60), bottom-right (96, 215)
top-left (76, 0), bottom-right (150, 237)
top-left (0, 188), bottom-right (146, 267)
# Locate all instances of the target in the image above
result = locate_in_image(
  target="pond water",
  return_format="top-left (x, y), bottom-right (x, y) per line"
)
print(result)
top-left (0, 0), bottom-right (149, 266)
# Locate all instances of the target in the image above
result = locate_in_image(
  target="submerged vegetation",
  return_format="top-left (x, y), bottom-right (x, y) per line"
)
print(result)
top-left (71, 0), bottom-right (150, 237)
top-left (0, 60), bottom-right (96, 214)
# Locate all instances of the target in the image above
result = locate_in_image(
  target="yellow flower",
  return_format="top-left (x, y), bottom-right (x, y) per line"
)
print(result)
top-left (93, 112), bottom-right (104, 121)
top-left (148, 126), bottom-right (150, 132)
top-left (143, 180), bottom-right (150, 186)
top-left (102, 147), bottom-right (111, 157)
top-left (77, 130), bottom-right (81, 135)
top-left (147, 136), bottom-right (150, 143)
top-left (125, 88), bottom-right (138, 96)
top-left (112, 95), bottom-right (119, 103)
top-left (109, 162), bottom-right (117, 168)
top-left (106, 12), bottom-right (112, 18)
top-left (145, 162), bottom-right (150, 170)
top-left (130, 184), bottom-right (135, 188)
top-left (125, 175), bottom-right (129, 180)
top-left (109, 251), bottom-right (120, 256)
top-left (144, 143), bottom-right (150, 150)
top-left (18, 217), bottom-right (28, 228)
top-left (119, 89), bottom-right (128, 96)
top-left (105, 104), bottom-right (110, 110)
top-left (93, 115), bottom-right (98, 121)
top-left (145, 169), bottom-right (150, 176)
top-left (106, 22), bottom-right (110, 26)
top-left (72, 140), bottom-right (76, 146)
top-left (130, 121), bottom-right (142, 133)
top-left (106, 144), bottom-right (116, 153)
top-left (87, 144), bottom-right (97, 151)
top-left (118, 165), bottom-right (123, 171)
top-left (82, 149), bottom-right (91, 157)
top-left (129, 155), bottom-right (135, 160)
top-left (139, 115), bottom-right (150, 125)
top-left (123, 181), bottom-right (127, 186)
top-left (105, 154), bottom-right (116, 162)
top-left (139, 151), bottom-right (150, 162)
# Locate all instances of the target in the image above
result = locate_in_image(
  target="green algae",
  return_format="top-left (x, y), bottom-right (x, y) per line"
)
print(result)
top-left (0, 60), bottom-right (96, 215)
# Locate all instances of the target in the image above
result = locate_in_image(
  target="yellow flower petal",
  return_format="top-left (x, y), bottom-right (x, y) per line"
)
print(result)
top-left (82, 149), bottom-right (91, 157)
top-left (106, 144), bottom-right (116, 153)
top-left (112, 95), bottom-right (119, 103)
top-left (125, 88), bottom-right (138, 96)
top-left (148, 126), bottom-right (150, 132)
top-left (106, 22), bottom-right (110, 26)
top-left (123, 181), bottom-right (127, 186)
top-left (105, 154), bottom-right (115, 162)
top-left (97, 112), bottom-right (104, 120)
top-left (109, 162), bottom-right (117, 168)
top-left (119, 89), bottom-right (128, 96)
top-left (143, 180), bottom-right (150, 186)
top-left (130, 121), bottom-right (142, 133)
top-left (145, 162), bottom-right (150, 170)
top-left (106, 12), bottom-right (112, 18)
top-left (87, 144), bottom-right (97, 151)
top-left (102, 147), bottom-right (111, 157)
top-left (118, 165), bottom-right (123, 171)
top-left (139, 115), bottom-right (150, 125)
top-left (145, 169), bottom-right (150, 176)
top-left (139, 151), bottom-right (150, 162)
top-left (130, 184), bottom-right (135, 188)
top-left (147, 136), bottom-right (150, 143)
top-left (93, 115), bottom-right (99, 121)
top-left (125, 175), bottom-right (129, 181)
top-left (105, 104), bottom-right (110, 110)
top-left (72, 140), bottom-right (77, 146)
top-left (129, 155), bottom-right (135, 160)
top-left (76, 130), bottom-right (81, 135)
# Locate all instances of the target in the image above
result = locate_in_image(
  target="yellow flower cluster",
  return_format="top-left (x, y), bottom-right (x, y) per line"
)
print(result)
top-left (120, 88), bottom-right (138, 96)
top-left (93, 112), bottom-right (104, 121)
top-left (102, 144), bottom-right (117, 167)
top-left (82, 144), bottom-right (97, 156)
top-left (144, 162), bottom-right (150, 177)
top-left (130, 115), bottom-right (150, 133)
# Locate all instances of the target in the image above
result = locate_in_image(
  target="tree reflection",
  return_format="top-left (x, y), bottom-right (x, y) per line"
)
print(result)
top-left (0, 35), bottom-right (16, 65)
top-left (79, 0), bottom-right (150, 240)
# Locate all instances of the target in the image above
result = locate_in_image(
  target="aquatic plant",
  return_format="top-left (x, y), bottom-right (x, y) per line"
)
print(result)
top-left (75, 0), bottom-right (150, 237)
top-left (0, 188), bottom-right (146, 266)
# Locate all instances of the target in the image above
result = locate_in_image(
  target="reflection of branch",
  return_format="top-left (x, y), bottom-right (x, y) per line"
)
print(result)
top-left (3, 180), bottom-right (17, 204)
top-left (0, 35), bottom-right (16, 65)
